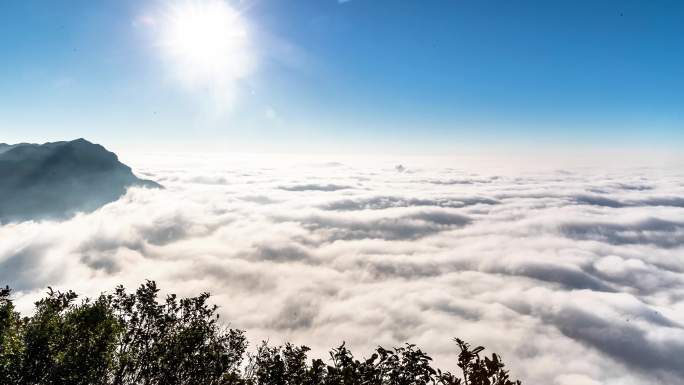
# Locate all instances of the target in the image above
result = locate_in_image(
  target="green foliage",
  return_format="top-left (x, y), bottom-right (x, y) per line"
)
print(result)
top-left (0, 282), bottom-right (521, 385)
top-left (107, 281), bottom-right (246, 385)
top-left (0, 286), bottom-right (24, 383)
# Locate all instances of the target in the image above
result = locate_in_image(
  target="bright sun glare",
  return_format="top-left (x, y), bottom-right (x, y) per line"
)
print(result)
top-left (156, 0), bottom-right (254, 105)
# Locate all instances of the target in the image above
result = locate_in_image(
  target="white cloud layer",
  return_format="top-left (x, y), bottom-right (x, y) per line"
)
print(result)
top-left (1, 155), bottom-right (683, 385)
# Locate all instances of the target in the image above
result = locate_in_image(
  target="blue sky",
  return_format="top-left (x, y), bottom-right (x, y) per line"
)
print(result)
top-left (1, 0), bottom-right (682, 154)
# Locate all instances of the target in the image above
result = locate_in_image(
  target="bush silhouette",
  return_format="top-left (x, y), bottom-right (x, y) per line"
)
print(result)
top-left (0, 281), bottom-right (520, 385)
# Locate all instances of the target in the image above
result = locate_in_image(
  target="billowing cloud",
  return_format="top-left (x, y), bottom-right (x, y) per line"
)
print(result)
top-left (279, 183), bottom-right (353, 192)
top-left (1, 156), bottom-right (683, 385)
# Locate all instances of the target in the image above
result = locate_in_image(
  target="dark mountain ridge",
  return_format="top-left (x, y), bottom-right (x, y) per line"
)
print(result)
top-left (0, 139), bottom-right (160, 223)
top-left (0, 143), bottom-right (31, 154)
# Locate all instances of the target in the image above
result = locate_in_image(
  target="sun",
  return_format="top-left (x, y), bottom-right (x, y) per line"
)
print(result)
top-left (155, 0), bottom-right (254, 105)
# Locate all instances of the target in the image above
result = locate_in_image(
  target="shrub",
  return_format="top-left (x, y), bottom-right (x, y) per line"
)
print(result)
top-left (0, 282), bottom-right (520, 385)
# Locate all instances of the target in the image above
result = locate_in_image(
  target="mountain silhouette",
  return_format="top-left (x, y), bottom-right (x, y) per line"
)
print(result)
top-left (0, 143), bottom-right (30, 154)
top-left (0, 138), bottom-right (161, 223)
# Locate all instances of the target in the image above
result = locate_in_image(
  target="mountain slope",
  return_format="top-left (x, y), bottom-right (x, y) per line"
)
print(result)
top-left (0, 139), bottom-right (160, 223)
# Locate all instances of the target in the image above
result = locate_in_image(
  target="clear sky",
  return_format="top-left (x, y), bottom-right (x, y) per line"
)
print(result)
top-left (1, 0), bottom-right (683, 155)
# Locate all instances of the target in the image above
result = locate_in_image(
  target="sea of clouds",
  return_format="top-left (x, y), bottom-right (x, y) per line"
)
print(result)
top-left (1, 153), bottom-right (683, 385)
